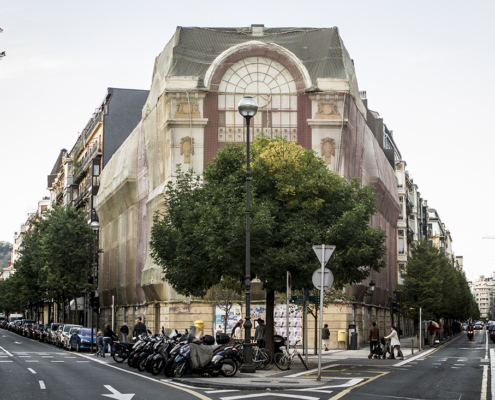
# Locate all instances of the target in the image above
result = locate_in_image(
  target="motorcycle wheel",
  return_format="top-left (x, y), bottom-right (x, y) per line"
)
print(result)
top-left (151, 359), bottom-right (164, 375)
top-left (164, 362), bottom-right (175, 378)
top-left (113, 349), bottom-right (126, 363)
top-left (221, 361), bottom-right (237, 377)
top-left (174, 360), bottom-right (187, 378)
top-left (137, 356), bottom-right (148, 372)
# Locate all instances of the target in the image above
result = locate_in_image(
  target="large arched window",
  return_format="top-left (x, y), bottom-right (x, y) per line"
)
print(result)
top-left (217, 57), bottom-right (298, 143)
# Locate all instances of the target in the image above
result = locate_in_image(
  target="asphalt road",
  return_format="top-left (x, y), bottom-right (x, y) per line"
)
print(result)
top-left (0, 328), bottom-right (491, 400)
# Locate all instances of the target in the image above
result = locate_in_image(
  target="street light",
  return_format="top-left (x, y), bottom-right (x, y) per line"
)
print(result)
top-left (90, 220), bottom-right (100, 354)
top-left (364, 280), bottom-right (375, 297)
top-left (238, 96), bottom-right (258, 374)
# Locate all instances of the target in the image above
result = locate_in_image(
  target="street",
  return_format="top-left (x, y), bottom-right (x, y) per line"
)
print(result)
top-left (0, 328), bottom-right (490, 400)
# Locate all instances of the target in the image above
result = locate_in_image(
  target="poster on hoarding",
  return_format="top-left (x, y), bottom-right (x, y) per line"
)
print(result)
top-left (274, 304), bottom-right (302, 346)
top-left (214, 303), bottom-right (242, 335)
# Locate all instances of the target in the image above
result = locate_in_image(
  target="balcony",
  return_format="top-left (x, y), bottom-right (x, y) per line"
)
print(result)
top-left (407, 227), bottom-right (414, 243)
top-left (73, 143), bottom-right (102, 183)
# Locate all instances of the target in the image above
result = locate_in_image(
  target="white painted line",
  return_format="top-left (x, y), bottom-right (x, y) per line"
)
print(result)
top-left (28, 368), bottom-right (36, 374)
top-left (393, 347), bottom-right (436, 367)
top-left (220, 394), bottom-right (319, 400)
top-left (168, 381), bottom-right (211, 390)
top-left (77, 361), bottom-right (90, 363)
top-left (481, 359), bottom-right (489, 362)
top-left (51, 361), bottom-right (64, 363)
top-left (39, 381), bottom-right (46, 390)
top-left (432, 363), bottom-right (442, 365)
top-left (0, 361), bottom-right (13, 363)
top-left (42, 356), bottom-right (53, 358)
top-left (0, 346), bottom-right (13, 357)
top-left (19, 356), bottom-right (30, 358)
top-left (451, 367), bottom-right (460, 369)
top-left (205, 390), bottom-right (240, 394)
top-left (286, 363), bottom-right (339, 377)
top-left (454, 364), bottom-right (465, 366)
top-left (481, 365), bottom-right (488, 400)
top-left (65, 357), bottom-right (76, 358)
top-left (294, 378), bottom-right (363, 390)
top-left (25, 360), bottom-right (38, 362)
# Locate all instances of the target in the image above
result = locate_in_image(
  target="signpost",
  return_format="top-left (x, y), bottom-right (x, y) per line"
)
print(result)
top-left (287, 272), bottom-right (291, 347)
top-left (312, 244), bottom-right (336, 381)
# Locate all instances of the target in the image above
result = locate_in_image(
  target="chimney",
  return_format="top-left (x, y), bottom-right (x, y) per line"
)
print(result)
top-left (251, 24), bottom-right (265, 36)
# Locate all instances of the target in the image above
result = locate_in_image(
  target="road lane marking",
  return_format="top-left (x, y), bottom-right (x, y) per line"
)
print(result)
top-left (39, 381), bottom-right (46, 390)
top-left (481, 365), bottom-right (488, 400)
top-left (286, 363), bottom-right (339, 377)
top-left (25, 360), bottom-right (38, 362)
top-left (205, 390), bottom-right (239, 394)
top-left (0, 346), bottom-right (13, 356)
top-left (28, 368), bottom-right (36, 374)
top-left (393, 348), bottom-right (436, 367)
top-left (73, 353), bottom-right (212, 400)
top-left (220, 395), bottom-right (319, 400)
top-left (102, 385), bottom-right (135, 399)
top-left (0, 361), bottom-right (13, 363)
top-left (294, 379), bottom-right (363, 391)
top-left (328, 372), bottom-right (389, 400)
top-left (166, 381), bottom-right (211, 390)
top-left (51, 361), bottom-right (64, 362)
top-left (19, 356), bottom-right (30, 358)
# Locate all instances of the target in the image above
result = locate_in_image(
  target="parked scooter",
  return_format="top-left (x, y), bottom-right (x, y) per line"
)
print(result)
top-left (164, 330), bottom-right (190, 377)
top-left (172, 327), bottom-right (240, 378)
top-left (112, 339), bottom-right (135, 363)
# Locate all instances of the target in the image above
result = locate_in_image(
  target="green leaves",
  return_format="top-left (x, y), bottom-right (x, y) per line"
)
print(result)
top-left (150, 136), bottom-right (387, 298)
top-left (0, 207), bottom-right (95, 313)
top-left (398, 241), bottom-right (478, 322)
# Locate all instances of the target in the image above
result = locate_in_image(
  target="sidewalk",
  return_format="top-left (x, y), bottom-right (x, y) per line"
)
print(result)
top-left (172, 333), bottom-right (462, 391)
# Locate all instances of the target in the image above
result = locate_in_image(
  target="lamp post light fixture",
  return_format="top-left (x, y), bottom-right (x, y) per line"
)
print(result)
top-left (90, 220), bottom-right (100, 353)
top-left (365, 280), bottom-right (376, 297)
top-left (237, 96), bottom-right (258, 374)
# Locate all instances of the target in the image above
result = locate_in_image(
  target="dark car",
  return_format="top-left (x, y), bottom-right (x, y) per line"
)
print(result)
top-left (23, 323), bottom-right (34, 337)
top-left (69, 327), bottom-right (97, 352)
top-left (33, 324), bottom-right (46, 340)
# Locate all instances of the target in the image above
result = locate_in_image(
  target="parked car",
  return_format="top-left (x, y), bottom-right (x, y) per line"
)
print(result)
top-left (63, 326), bottom-right (82, 350)
top-left (57, 324), bottom-right (81, 348)
top-left (489, 325), bottom-right (495, 342)
top-left (22, 323), bottom-right (33, 337)
top-left (69, 327), bottom-right (97, 352)
top-left (33, 324), bottom-right (46, 340)
top-left (46, 323), bottom-right (62, 344)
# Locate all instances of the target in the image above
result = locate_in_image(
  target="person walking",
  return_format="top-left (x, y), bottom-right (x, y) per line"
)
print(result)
top-left (428, 322), bottom-right (440, 347)
top-left (368, 322), bottom-right (380, 358)
top-left (102, 323), bottom-right (117, 358)
top-left (384, 326), bottom-right (403, 360)
top-left (254, 318), bottom-right (266, 348)
top-left (132, 317), bottom-right (147, 338)
top-left (120, 322), bottom-right (129, 343)
top-left (322, 324), bottom-right (330, 351)
top-left (231, 319), bottom-right (243, 340)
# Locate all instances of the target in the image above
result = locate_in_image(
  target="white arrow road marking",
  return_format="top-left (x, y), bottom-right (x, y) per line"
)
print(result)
top-left (39, 381), bottom-right (46, 390)
top-left (220, 395), bottom-right (319, 400)
top-left (102, 385), bottom-right (135, 400)
top-left (28, 368), bottom-right (36, 374)
top-left (0, 346), bottom-right (13, 356)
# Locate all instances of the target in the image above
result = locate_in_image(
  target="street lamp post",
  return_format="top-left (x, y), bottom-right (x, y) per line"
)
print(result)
top-left (238, 96), bottom-right (258, 374)
top-left (90, 220), bottom-right (100, 354)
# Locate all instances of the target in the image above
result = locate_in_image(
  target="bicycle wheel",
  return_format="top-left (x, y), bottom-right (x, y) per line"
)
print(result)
top-left (274, 352), bottom-right (290, 370)
top-left (259, 348), bottom-right (273, 369)
top-left (297, 353), bottom-right (309, 370)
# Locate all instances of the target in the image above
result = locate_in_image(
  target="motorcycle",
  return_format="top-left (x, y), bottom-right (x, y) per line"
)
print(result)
top-left (127, 331), bottom-right (152, 368)
top-left (172, 327), bottom-right (240, 378)
top-left (467, 330), bottom-right (474, 340)
top-left (164, 330), bottom-right (190, 377)
top-left (112, 340), bottom-right (135, 363)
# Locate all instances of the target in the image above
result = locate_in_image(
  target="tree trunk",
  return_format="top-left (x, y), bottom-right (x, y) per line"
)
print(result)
top-left (265, 290), bottom-right (275, 354)
top-left (224, 306), bottom-right (229, 334)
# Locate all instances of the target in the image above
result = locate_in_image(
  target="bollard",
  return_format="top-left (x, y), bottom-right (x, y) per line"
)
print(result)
top-left (411, 340), bottom-right (414, 355)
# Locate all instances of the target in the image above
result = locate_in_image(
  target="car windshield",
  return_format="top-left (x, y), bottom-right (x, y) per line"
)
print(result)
top-left (79, 328), bottom-right (95, 336)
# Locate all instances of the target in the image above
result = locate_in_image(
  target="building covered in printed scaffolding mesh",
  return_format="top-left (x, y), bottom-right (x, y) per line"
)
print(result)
top-left (95, 25), bottom-right (401, 346)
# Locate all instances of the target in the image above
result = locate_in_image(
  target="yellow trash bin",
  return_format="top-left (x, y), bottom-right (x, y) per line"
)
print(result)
top-left (194, 320), bottom-right (205, 338)
top-left (338, 330), bottom-right (346, 342)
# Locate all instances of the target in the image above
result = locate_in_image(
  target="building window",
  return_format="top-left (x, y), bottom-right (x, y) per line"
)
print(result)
top-left (398, 238), bottom-right (404, 254)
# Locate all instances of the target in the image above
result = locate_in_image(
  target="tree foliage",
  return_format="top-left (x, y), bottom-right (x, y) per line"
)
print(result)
top-left (0, 241), bottom-right (12, 271)
top-left (151, 135), bottom-right (387, 298)
top-left (398, 241), bottom-right (478, 323)
top-left (0, 207), bottom-right (95, 318)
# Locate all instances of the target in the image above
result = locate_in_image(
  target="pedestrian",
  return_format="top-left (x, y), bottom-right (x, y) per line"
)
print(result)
top-left (254, 318), bottom-right (266, 348)
top-left (120, 322), bottom-right (129, 343)
top-left (384, 326), bottom-right (403, 360)
top-left (368, 321), bottom-right (380, 359)
top-left (322, 324), bottom-right (330, 351)
top-left (96, 331), bottom-right (103, 357)
top-left (428, 322), bottom-right (440, 346)
top-left (102, 323), bottom-right (117, 358)
top-left (132, 317), bottom-right (147, 338)
top-left (231, 319), bottom-right (243, 339)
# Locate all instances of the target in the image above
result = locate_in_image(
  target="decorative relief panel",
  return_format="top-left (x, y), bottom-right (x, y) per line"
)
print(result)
top-left (218, 127), bottom-right (296, 142)
top-left (175, 101), bottom-right (200, 119)
top-left (180, 136), bottom-right (194, 164)
top-left (321, 137), bottom-right (336, 164)
top-left (315, 102), bottom-right (340, 120)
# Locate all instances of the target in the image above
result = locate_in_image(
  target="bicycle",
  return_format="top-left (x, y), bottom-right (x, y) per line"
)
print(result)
top-left (234, 340), bottom-right (273, 370)
top-left (274, 340), bottom-right (308, 370)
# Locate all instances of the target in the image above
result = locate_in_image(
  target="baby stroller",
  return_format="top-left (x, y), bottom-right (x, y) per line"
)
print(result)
top-left (371, 337), bottom-right (387, 359)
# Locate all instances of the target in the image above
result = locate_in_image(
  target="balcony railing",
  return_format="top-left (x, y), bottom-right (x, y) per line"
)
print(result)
top-left (73, 143), bottom-right (102, 181)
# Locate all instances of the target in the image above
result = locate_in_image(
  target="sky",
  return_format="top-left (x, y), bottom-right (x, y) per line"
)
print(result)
top-left (1, 0), bottom-right (494, 281)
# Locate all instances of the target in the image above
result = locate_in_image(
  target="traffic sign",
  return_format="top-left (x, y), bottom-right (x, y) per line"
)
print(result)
top-left (312, 268), bottom-right (334, 291)
top-left (290, 295), bottom-right (303, 304)
top-left (309, 296), bottom-right (320, 304)
top-left (312, 245), bottom-right (336, 266)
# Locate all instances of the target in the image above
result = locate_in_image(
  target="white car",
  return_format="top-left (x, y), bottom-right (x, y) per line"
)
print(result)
top-left (64, 326), bottom-right (82, 349)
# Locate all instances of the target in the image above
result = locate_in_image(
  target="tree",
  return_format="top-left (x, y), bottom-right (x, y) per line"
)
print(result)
top-left (0, 241), bottom-right (12, 270)
top-left (150, 135), bottom-right (387, 351)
